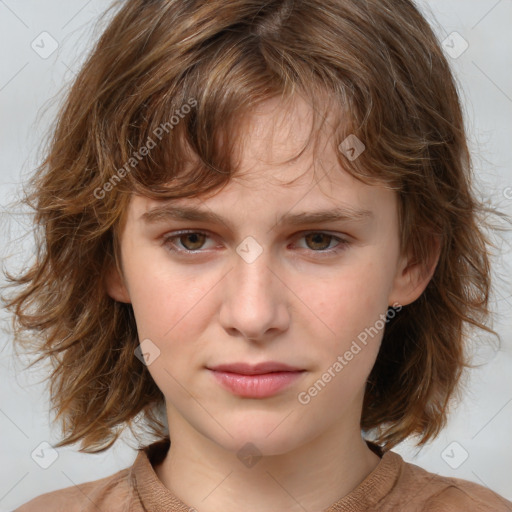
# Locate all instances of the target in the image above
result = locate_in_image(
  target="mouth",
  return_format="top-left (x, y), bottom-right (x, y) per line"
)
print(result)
top-left (207, 362), bottom-right (306, 398)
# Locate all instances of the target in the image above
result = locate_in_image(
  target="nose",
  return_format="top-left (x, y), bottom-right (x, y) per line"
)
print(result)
top-left (219, 248), bottom-right (290, 343)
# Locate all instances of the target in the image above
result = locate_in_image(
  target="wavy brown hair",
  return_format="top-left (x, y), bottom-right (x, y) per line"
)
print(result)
top-left (1, 0), bottom-right (502, 453)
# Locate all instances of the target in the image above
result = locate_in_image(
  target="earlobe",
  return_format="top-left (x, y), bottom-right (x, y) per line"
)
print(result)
top-left (105, 263), bottom-right (131, 303)
top-left (389, 236), bottom-right (441, 307)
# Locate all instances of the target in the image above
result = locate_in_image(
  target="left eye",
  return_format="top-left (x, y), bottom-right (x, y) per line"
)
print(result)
top-left (166, 231), bottom-right (211, 251)
top-left (298, 232), bottom-right (341, 251)
top-left (162, 230), bottom-right (349, 255)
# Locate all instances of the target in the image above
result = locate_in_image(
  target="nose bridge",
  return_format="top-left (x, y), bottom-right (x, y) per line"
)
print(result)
top-left (231, 237), bottom-right (277, 306)
top-left (220, 237), bottom-right (288, 339)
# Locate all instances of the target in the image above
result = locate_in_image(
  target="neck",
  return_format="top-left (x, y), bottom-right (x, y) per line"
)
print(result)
top-left (154, 412), bottom-right (381, 512)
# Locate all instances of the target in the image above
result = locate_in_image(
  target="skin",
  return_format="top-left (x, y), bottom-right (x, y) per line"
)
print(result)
top-left (106, 95), bottom-right (438, 512)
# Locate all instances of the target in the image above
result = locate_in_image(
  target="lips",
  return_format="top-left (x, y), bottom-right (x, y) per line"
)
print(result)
top-left (208, 361), bottom-right (303, 375)
top-left (207, 361), bottom-right (305, 398)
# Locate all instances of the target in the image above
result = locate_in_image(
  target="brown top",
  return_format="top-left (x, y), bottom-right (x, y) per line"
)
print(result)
top-left (15, 439), bottom-right (512, 512)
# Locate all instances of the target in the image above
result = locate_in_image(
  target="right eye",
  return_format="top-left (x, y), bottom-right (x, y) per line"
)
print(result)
top-left (162, 230), bottom-right (215, 253)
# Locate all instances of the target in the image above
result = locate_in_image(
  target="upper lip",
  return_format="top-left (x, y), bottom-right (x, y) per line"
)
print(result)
top-left (208, 362), bottom-right (304, 375)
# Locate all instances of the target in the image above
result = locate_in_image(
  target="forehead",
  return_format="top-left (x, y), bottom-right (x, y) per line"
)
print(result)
top-left (231, 93), bottom-right (333, 177)
top-left (130, 160), bottom-right (392, 236)
top-left (125, 93), bottom-right (396, 225)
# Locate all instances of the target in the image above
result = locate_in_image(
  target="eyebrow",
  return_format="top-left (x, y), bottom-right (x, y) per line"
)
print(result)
top-left (140, 203), bottom-right (373, 229)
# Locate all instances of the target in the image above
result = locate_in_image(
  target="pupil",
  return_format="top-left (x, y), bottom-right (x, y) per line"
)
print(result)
top-left (308, 233), bottom-right (330, 250)
top-left (180, 233), bottom-right (332, 251)
top-left (184, 233), bottom-right (204, 250)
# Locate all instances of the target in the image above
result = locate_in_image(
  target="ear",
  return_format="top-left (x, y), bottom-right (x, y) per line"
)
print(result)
top-left (388, 236), bottom-right (441, 307)
top-left (105, 262), bottom-right (131, 303)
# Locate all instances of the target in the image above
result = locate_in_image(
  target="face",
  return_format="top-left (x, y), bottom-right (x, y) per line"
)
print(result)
top-left (107, 95), bottom-right (432, 456)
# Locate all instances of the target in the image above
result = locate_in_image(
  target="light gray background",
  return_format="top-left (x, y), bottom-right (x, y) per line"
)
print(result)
top-left (1, 1), bottom-right (511, 510)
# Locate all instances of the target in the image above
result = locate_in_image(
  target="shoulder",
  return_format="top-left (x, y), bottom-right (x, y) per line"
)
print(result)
top-left (384, 453), bottom-right (512, 512)
top-left (14, 466), bottom-right (135, 512)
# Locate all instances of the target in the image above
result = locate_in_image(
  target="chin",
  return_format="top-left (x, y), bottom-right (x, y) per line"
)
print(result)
top-left (203, 417), bottom-right (308, 457)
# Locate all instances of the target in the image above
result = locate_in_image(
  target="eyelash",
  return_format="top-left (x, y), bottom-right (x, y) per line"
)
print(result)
top-left (161, 230), bottom-right (350, 258)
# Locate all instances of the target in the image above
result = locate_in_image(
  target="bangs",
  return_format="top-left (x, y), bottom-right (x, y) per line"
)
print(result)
top-left (94, 10), bottom-right (394, 212)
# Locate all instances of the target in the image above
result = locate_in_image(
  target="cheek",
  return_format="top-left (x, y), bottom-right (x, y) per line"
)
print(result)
top-left (308, 261), bottom-right (391, 342)
top-left (128, 263), bottom-right (221, 353)
top-left (297, 267), bottom-right (389, 408)
top-left (126, 253), bottom-right (215, 339)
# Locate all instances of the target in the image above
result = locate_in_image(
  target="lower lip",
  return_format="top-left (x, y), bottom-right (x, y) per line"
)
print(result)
top-left (209, 370), bottom-right (304, 398)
